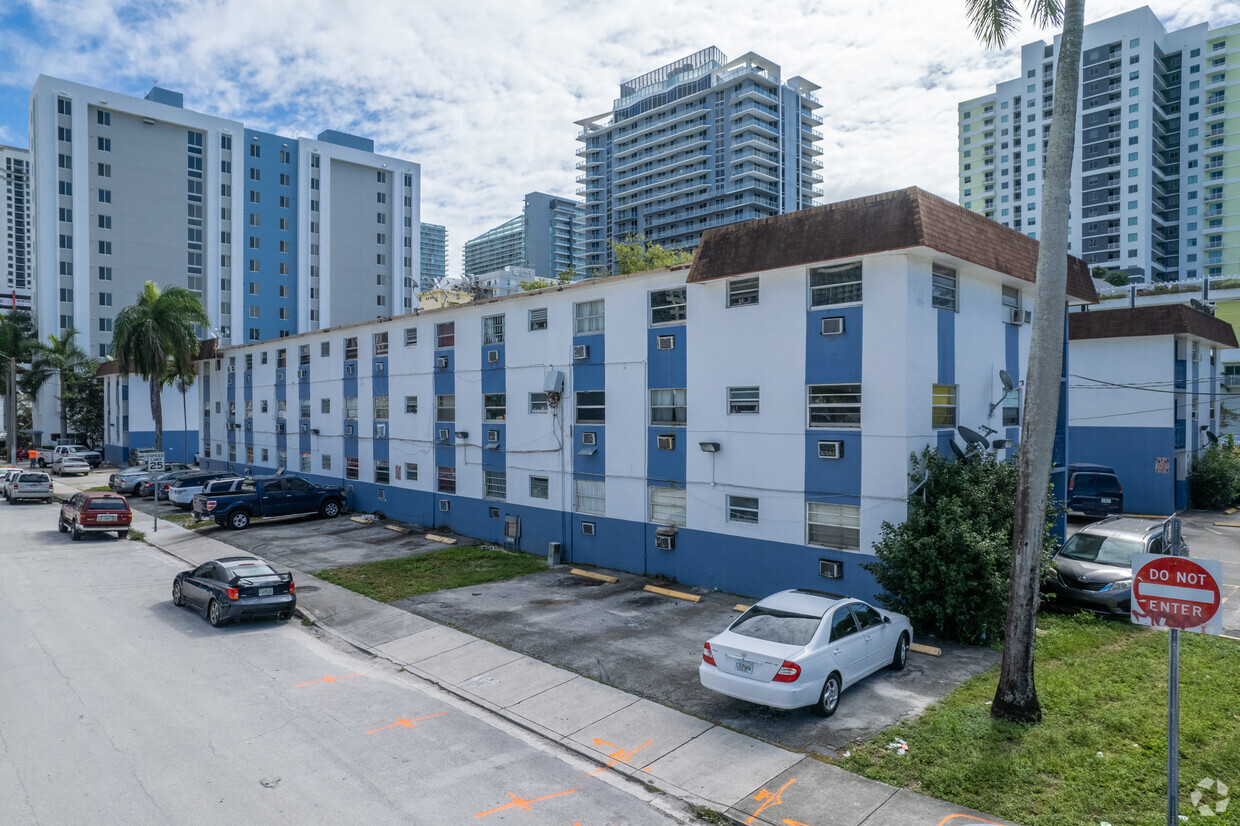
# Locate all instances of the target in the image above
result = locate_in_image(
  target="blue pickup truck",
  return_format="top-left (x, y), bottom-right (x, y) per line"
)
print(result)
top-left (191, 475), bottom-right (347, 529)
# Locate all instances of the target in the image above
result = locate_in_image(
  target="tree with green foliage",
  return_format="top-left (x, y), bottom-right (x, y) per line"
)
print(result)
top-left (864, 448), bottom-right (1059, 645)
top-left (0, 310), bottom-right (39, 462)
top-left (62, 361), bottom-right (104, 447)
top-left (1103, 271), bottom-right (1129, 287)
top-left (112, 282), bottom-right (209, 453)
top-left (1090, 266), bottom-right (1109, 279)
top-left (554, 268), bottom-right (575, 284)
top-left (23, 328), bottom-right (92, 443)
top-left (967, 0), bottom-right (1084, 724)
top-left (518, 277), bottom-right (557, 291)
top-left (1189, 437), bottom-right (1240, 510)
top-left (610, 234), bottom-right (694, 275)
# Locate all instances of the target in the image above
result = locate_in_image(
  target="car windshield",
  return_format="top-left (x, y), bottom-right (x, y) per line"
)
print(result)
top-left (87, 499), bottom-right (128, 510)
top-left (729, 607), bottom-right (822, 646)
top-left (1059, 533), bottom-right (1146, 567)
top-left (224, 562), bottom-right (278, 580)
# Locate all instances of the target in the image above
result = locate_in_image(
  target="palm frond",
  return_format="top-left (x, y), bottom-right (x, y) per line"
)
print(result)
top-left (965, 0), bottom-right (1021, 48)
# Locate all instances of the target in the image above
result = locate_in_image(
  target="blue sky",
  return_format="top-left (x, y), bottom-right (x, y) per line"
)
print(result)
top-left (1, 0), bottom-right (1236, 275)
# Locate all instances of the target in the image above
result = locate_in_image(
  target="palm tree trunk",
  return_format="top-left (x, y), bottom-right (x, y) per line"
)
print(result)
top-left (149, 376), bottom-right (163, 453)
top-left (58, 372), bottom-right (68, 444)
top-left (182, 387), bottom-right (188, 464)
top-left (991, 0), bottom-right (1085, 724)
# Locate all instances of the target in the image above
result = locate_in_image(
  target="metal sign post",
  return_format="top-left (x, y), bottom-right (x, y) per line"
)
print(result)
top-left (147, 453), bottom-right (165, 533)
top-left (1166, 515), bottom-right (1182, 826)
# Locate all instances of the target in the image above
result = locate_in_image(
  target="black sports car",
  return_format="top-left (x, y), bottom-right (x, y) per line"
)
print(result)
top-left (172, 556), bottom-right (296, 627)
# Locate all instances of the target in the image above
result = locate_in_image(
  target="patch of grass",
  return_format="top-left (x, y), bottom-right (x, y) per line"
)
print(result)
top-left (687, 804), bottom-right (730, 824)
top-left (127, 529), bottom-right (146, 542)
top-left (316, 545), bottom-right (547, 602)
top-left (86, 485), bottom-right (111, 492)
top-left (835, 612), bottom-right (1240, 826)
top-left (154, 511), bottom-right (195, 526)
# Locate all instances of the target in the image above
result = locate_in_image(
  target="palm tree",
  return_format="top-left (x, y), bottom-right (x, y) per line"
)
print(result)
top-left (112, 282), bottom-right (209, 454)
top-left (24, 328), bottom-right (92, 445)
top-left (166, 358), bottom-right (196, 465)
top-left (0, 310), bottom-right (38, 463)
top-left (966, 0), bottom-right (1086, 723)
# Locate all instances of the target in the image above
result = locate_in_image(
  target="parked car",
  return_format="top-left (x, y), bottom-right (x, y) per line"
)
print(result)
top-left (172, 556), bottom-right (296, 627)
top-left (50, 444), bottom-right (103, 468)
top-left (27, 445), bottom-right (59, 467)
top-left (52, 454), bottom-right (91, 477)
top-left (192, 474), bottom-right (346, 529)
top-left (1045, 516), bottom-right (1185, 615)
top-left (109, 463), bottom-right (190, 495)
top-left (8, 470), bottom-right (54, 504)
top-left (167, 472), bottom-right (234, 509)
top-left (699, 589), bottom-right (913, 718)
top-left (1, 468), bottom-right (22, 499)
top-left (1066, 463), bottom-right (1124, 517)
top-left (137, 469), bottom-right (204, 498)
top-left (59, 492), bottom-right (133, 540)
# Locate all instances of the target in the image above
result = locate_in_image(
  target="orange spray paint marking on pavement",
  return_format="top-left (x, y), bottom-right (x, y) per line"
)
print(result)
top-left (745, 778), bottom-right (797, 825)
top-left (295, 673), bottom-right (363, 687)
top-left (366, 712), bottom-right (447, 734)
top-left (585, 738), bottom-right (653, 775)
top-left (475, 788), bottom-right (576, 818)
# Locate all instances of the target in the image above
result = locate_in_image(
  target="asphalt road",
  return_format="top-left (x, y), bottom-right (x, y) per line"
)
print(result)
top-left (0, 497), bottom-right (681, 824)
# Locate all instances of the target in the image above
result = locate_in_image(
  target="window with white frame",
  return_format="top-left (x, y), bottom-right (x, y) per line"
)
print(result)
top-left (807, 384), bottom-right (861, 428)
top-left (435, 321), bottom-right (454, 348)
top-left (575, 391), bottom-right (605, 424)
top-left (727, 277), bottom-right (759, 307)
top-left (405, 395), bottom-right (418, 414)
top-left (727, 495), bottom-right (760, 524)
top-left (322, 454), bottom-right (332, 470)
top-left (373, 331), bottom-right (389, 355)
top-left (931, 384), bottom-right (957, 428)
top-left (482, 314), bottom-right (505, 345)
top-left (483, 393), bottom-right (506, 421)
top-left (649, 486), bottom-right (686, 526)
top-left (529, 392), bottom-right (549, 413)
top-left (807, 502), bottom-right (861, 550)
top-left (931, 264), bottom-right (958, 311)
top-left (344, 337), bottom-right (358, 359)
top-left (574, 299), bottom-right (604, 334)
top-left (374, 396), bottom-right (389, 420)
top-left (483, 470), bottom-right (507, 500)
top-left (436, 394), bottom-right (455, 422)
top-left (321, 398), bottom-right (331, 414)
top-left (300, 453), bottom-right (311, 472)
top-left (649, 288), bottom-right (687, 325)
top-left (809, 262), bottom-right (862, 308)
top-left (346, 457), bottom-right (359, 480)
top-left (728, 386), bottom-right (759, 414)
top-left (437, 466), bottom-right (456, 493)
top-left (650, 388), bottom-right (687, 426)
top-left (1002, 388), bottom-right (1021, 427)
top-left (1002, 285), bottom-right (1021, 309)
top-left (574, 478), bottom-right (605, 514)
top-left (529, 476), bottom-right (549, 499)
top-left (344, 397), bottom-right (358, 419)
top-left (375, 460), bottom-right (390, 484)
top-left (404, 463), bottom-right (418, 481)
top-left (529, 307), bottom-right (548, 331)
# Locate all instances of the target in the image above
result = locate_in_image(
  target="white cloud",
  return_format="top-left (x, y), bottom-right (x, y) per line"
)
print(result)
top-left (0, 0), bottom-right (1235, 273)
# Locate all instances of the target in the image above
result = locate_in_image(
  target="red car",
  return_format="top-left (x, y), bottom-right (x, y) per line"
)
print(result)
top-left (59, 491), bottom-right (134, 540)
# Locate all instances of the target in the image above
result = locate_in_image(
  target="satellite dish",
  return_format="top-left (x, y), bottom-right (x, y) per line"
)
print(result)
top-left (1206, 430), bottom-right (1219, 444)
top-left (999, 370), bottom-right (1015, 392)
top-left (958, 425), bottom-right (990, 449)
top-left (949, 439), bottom-right (967, 461)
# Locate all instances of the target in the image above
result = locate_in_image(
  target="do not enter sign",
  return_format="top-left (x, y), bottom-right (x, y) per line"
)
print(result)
top-left (1131, 553), bottom-right (1224, 635)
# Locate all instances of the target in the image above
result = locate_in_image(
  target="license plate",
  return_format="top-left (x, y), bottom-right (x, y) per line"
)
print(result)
top-left (734, 659), bottom-right (754, 675)
top-left (259, 587), bottom-right (273, 596)
top-left (1100, 497), bottom-right (1112, 504)
top-left (97, 514), bottom-right (117, 522)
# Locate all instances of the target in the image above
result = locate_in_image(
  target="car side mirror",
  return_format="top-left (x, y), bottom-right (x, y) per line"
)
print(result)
top-left (883, 616), bottom-right (891, 624)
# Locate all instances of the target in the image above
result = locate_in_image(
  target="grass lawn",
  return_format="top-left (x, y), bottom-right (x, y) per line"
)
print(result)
top-left (316, 545), bottom-right (547, 602)
top-left (836, 612), bottom-right (1240, 825)
top-left (86, 485), bottom-right (111, 492)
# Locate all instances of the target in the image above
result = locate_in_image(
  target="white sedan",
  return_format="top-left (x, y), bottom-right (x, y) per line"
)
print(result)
top-left (699, 589), bottom-right (912, 718)
top-left (53, 455), bottom-right (91, 477)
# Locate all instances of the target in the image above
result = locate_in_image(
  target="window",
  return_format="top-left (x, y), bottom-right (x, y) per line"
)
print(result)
top-left (649, 288), bottom-right (687, 325)
top-left (809, 262), bottom-right (862, 307)
top-left (530, 476), bottom-right (549, 499)
top-left (373, 331), bottom-right (388, 356)
top-left (529, 392), bottom-right (549, 413)
top-left (574, 479), bottom-right (604, 514)
top-left (97, 109), bottom-right (109, 125)
top-left (574, 299), bottom-right (604, 334)
top-left (320, 341), bottom-right (330, 358)
top-left (649, 486), bottom-right (686, 526)
top-left (346, 457), bottom-right (359, 480)
top-left (344, 337), bottom-right (358, 359)
top-left (375, 461), bottom-right (390, 485)
top-left (404, 327), bottom-right (417, 347)
top-left (98, 215), bottom-right (111, 229)
top-left (374, 396), bottom-right (389, 419)
top-left (808, 384), bottom-right (862, 428)
top-left (484, 393), bottom-right (506, 421)
top-left (482, 314), bottom-right (505, 345)
top-left (98, 292), bottom-right (112, 307)
top-left (932, 384), bottom-right (957, 428)
top-left (98, 189), bottom-right (111, 203)
top-left (529, 308), bottom-right (548, 331)
top-left (575, 391), bottom-right (605, 424)
top-left (405, 463), bottom-right (418, 481)
top-left (321, 398), bottom-right (331, 414)
top-left (321, 454), bottom-right (331, 471)
top-left (437, 466), bottom-right (456, 493)
top-left (807, 502), bottom-right (861, 550)
top-left (436, 322), bottom-right (455, 348)
top-left (344, 397), bottom-right (358, 420)
top-left (649, 388), bottom-right (687, 426)
top-left (300, 399), bottom-right (311, 418)
top-left (728, 277), bottom-right (760, 307)
top-left (728, 386), bottom-right (759, 414)
top-left (484, 470), bottom-right (507, 500)
top-left (436, 394), bottom-right (455, 422)
top-left (931, 264), bottom-right (957, 311)
top-left (727, 495), bottom-right (760, 525)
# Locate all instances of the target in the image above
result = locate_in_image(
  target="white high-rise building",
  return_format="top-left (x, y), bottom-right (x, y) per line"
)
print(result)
top-left (0, 144), bottom-right (32, 314)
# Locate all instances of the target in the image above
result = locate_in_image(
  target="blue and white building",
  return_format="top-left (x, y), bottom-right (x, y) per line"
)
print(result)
top-left (180, 188), bottom-right (1096, 600)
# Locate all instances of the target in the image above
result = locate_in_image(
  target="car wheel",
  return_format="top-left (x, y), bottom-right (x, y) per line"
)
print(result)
top-left (320, 500), bottom-right (342, 519)
top-left (116, 530), bottom-right (129, 540)
top-left (70, 522), bottom-right (83, 541)
top-left (37, 459), bottom-right (46, 467)
top-left (229, 511), bottom-right (250, 530)
top-left (131, 484), bottom-right (142, 495)
top-left (58, 517), bottom-right (67, 533)
top-left (813, 672), bottom-right (842, 718)
top-left (172, 581), bottom-right (184, 607)
top-left (891, 633), bottom-right (910, 671)
top-left (208, 599), bottom-right (225, 627)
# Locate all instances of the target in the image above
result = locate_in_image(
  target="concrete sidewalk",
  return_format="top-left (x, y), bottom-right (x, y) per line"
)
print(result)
top-left (80, 487), bottom-right (1017, 826)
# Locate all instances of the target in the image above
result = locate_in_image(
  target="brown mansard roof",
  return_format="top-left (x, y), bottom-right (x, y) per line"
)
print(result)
top-left (687, 186), bottom-right (1097, 302)
top-left (1069, 304), bottom-right (1239, 348)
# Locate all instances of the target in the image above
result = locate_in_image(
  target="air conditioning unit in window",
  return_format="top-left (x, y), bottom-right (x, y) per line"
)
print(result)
top-left (439, 499), bottom-right (450, 512)
top-left (375, 361), bottom-right (385, 374)
top-left (818, 440), bottom-right (844, 459)
top-left (581, 521), bottom-right (596, 536)
top-left (300, 423), bottom-right (309, 434)
top-left (345, 363), bottom-right (356, 375)
top-left (581, 431), bottom-right (597, 446)
top-left (821, 317), bottom-right (845, 336)
top-left (656, 335), bottom-right (675, 350)
top-left (655, 534), bottom-right (675, 550)
top-left (227, 374), bottom-right (234, 385)
top-left (345, 424), bottom-right (355, 436)
top-left (276, 422), bottom-right (285, 433)
top-left (819, 559), bottom-right (843, 579)
top-left (298, 367), bottom-right (308, 380)
top-left (1005, 307), bottom-right (1024, 325)
top-left (573, 344), bottom-right (589, 360)
top-left (438, 428), bottom-right (449, 441)
top-left (656, 434), bottom-right (675, 450)
top-left (244, 421), bottom-right (252, 431)
top-left (375, 423), bottom-right (387, 438)
top-left (436, 356), bottom-right (449, 368)
top-left (488, 350), bottom-right (499, 364)
top-left (276, 370), bottom-right (284, 383)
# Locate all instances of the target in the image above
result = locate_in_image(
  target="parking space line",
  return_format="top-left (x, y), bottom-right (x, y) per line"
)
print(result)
top-left (1220, 584), bottom-right (1239, 605)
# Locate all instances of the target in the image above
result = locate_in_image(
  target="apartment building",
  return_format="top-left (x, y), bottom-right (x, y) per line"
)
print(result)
top-left (462, 192), bottom-right (583, 280)
top-left (576, 48), bottom-right (823, 274)
top-left (1, 144), bottom-right (32, 314)
top-left (29, 75), bottom-right (421, 441)
top-left (420, 223), bottom-right (448, 289)
top-left (958, 6), bottom-right (1239, 283)
top-left (142, 188), bottom-right (1098, 599)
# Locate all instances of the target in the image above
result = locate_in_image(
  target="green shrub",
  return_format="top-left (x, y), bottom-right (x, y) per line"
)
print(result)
top-left (1189, 438), bottom-right (1240, 510)
top-left (1103, 271), bottom-right (1129, 287)
top-left (863, 448), bottom-right (1058, 644)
